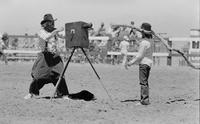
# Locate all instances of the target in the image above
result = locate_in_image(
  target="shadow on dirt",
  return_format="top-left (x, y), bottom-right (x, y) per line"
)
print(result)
top-left (166, 98), bottom-right (200, 104)
top-left (120, 99), bottom-right (140, 103)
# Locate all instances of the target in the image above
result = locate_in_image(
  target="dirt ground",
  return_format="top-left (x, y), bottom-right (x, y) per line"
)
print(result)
top-left (0, 62), bottom-right (199, 124)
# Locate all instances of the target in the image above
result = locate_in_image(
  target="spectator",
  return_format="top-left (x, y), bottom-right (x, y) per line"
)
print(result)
top-left (96, 22), bottom-right (106, 36)
top-left (0, 33), bottom-right (8, 64)
top-left (11, 38), bottom-right (18, 50)
top-left (119, 35), bottom-right (130, 65)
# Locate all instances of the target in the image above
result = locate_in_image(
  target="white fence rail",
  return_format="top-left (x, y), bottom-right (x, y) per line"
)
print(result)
top-left (3, 49), bottom-right (170, 61)
top-left (107, 51), bottom-right (169, 57)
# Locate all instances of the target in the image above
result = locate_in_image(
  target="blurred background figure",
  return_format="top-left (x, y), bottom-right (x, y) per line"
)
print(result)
top-left (119, 35), bottom-right (130, 65)
top-left (11, 38), bottom-right (19, 50)
top-left (0, 33), bottom-right (9, 65)
top-left (129, 21), bottom-right (137, 39)
top-left (96, 22), bottom-right (106, 36)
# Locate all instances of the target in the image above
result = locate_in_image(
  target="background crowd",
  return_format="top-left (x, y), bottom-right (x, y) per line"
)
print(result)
top-left (0, 22), bottom-right (179, 65)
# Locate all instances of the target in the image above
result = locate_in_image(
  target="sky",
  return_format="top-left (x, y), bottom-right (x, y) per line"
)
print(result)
top-left (0, 0), bottom-right (199, 37)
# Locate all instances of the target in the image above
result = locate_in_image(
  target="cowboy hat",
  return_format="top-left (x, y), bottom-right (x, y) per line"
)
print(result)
top-left (141, 23), bottom-right (152, 33)
top-left (40, 14), bottom-right (57, 25)
top-left (2, 32), bottom-right (8, 41)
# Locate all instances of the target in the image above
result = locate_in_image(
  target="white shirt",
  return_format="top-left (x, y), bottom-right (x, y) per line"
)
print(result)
top-left (136, 40), bottom-right (153, 67)
top-left (119, 40), bottom-right (129, 54)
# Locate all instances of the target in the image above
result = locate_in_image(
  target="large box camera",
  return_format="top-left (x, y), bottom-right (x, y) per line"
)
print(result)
top-left (65, 21), bottom-right (92, 48)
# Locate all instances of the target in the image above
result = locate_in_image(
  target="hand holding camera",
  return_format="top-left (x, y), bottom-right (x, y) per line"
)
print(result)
top-left (57, 27), bottom-right (64, 32)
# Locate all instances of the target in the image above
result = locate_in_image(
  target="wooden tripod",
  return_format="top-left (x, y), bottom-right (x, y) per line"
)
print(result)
top-left (50, 46), bottom-right (100, 100)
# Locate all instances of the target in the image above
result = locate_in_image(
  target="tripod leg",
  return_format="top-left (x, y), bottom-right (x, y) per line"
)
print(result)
top-left (81, 47), bottom-right (100, 80)
top-left (81, 48), bottom-right (114, 105)
top-left (51, 47), bottom-right (76, 100)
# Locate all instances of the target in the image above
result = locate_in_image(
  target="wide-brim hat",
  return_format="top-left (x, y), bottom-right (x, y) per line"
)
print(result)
top-left (141, 23), bottom-right (152, 33)
top-left (2, 33), bottom-right (8, 40)
top-left (40, 14), bottom-right (57, 25)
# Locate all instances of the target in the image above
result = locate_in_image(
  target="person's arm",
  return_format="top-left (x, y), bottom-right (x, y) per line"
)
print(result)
top-left (39, 27), bottom-right (64, 41)
top-left (45, 30), bottom-right (59, 40)
top-left (56, 33), bottom-right (65, 39)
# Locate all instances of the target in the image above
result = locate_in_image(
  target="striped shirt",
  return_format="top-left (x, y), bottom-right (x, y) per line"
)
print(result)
top-left (38, 28), bottom-right (58, 53)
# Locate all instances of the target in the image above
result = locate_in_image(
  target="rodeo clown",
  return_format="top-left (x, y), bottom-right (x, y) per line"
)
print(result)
top-left (24, 14), bottom-right (69, 99)
top-left (125, 23), bottom-right (154, 105)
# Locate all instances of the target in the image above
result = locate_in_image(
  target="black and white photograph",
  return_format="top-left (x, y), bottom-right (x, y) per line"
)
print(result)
top-left (0, 0), bottom-right (199, 123)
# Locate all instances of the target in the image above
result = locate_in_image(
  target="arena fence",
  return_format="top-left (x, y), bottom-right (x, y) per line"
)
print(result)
top-left (2, 36), bottom-right (199, 66)
top-left (106, 51), bottom-right (200, 66)
top-left (4, 49), bottom-right (39, 61)
top-left (3, 49), bottom-right (199, 67)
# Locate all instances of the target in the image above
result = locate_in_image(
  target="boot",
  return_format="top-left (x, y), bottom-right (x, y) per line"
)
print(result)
top-left (140, 85), bottom-right (150, 105)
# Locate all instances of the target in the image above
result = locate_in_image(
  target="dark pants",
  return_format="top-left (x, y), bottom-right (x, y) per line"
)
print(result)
top-left (29, 52), bottom-right (69, 96)
top-left (139, 64), bottom-right (151, 105)
top-left (29, 76), bottom-right (69, 96)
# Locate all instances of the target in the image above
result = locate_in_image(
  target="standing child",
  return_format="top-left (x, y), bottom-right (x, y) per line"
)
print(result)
top-left (125, 23), bottom-right (154, 105)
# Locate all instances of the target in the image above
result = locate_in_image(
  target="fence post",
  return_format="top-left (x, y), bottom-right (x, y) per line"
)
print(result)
top-left (167, 39), bottom-right (172, 66)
